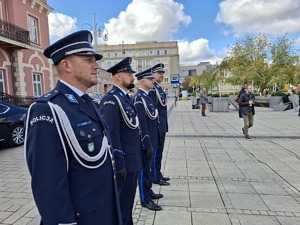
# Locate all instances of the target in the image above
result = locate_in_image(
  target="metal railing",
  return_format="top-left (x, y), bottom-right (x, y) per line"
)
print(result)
top-left (0, 19), bottom-right (30, 45)
top-left (0, 92), bottom-right (36, 108)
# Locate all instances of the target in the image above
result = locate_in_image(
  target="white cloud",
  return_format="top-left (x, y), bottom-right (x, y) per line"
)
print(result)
top-left (178, 39), bottom-right (227, 65)
top-left (105, 0), bottom-right (191, 44)
top-left (47, 0), bottom-right (225, 64)
top-left (216, 0), bottom-right (300, 35)
top-left (48, 12), bottom-right (77, 42)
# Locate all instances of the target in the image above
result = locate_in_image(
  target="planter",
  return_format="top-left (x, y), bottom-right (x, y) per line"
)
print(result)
top-left (269, 96), bottom-right (283, 108)
top-left (211, 97), bottom-right (229, 112)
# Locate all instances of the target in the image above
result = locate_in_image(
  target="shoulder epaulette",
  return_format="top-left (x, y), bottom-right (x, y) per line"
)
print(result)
top-left (36, 90), bottom-right (60, 103)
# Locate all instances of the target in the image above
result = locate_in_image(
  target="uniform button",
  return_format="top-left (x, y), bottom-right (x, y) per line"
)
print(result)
top-left (88, 134), bottom-right (91, 138)
top-left (92, 128), bottom-right (96, 131)
top-left (76, 213), bottom-right (80, 217)
top-left (114, 175), bottom-right (116, 180)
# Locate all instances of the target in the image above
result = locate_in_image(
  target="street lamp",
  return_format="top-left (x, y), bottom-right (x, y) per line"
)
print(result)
top-left (81, 13), bottom-right (109, 50)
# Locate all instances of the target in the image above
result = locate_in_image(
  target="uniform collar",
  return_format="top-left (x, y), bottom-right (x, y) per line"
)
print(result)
top-left (59, 79), bottom-right (84, 97)
top-left (139, 88), bottom-right (149, 95)
top-left (114, 84), bottom-right (129, 96)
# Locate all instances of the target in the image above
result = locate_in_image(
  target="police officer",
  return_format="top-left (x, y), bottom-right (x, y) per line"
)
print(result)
top-left (149, 63), bottom-right (170, 186)
top-left (24, 30), bottom-right (121, 225)
top-left (133, 68), bottom-right (163, 211)
top-left (99, 57), bottom-right (142, 225)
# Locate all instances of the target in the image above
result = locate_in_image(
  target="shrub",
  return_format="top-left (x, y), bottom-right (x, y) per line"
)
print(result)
top-left (270, 91), bottom-right (284, 96)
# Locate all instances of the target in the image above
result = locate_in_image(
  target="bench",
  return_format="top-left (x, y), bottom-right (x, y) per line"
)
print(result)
top-left (254, 97), bottom-right (269, 107)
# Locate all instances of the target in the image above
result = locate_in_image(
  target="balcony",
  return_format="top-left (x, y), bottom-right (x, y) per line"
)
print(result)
top-left (0, 19), bottom-right (30, 48)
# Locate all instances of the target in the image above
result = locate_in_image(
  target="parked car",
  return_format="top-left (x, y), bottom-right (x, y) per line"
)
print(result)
top-left (0, 102), bottom-right (27, 146)
top-left (87, 92), bottom-right (102, 105)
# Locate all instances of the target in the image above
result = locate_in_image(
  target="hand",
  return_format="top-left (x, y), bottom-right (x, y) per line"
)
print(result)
top-left (116, 167), bottom-right (127, 183)
top-left (145, 147), bottom-right (153, 160)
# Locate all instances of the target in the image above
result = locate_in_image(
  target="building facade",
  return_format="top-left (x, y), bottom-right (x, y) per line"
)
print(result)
top-left (0, 0), bottom-right (53, 101)
top-left (97, 41), bottom-right (180, 94)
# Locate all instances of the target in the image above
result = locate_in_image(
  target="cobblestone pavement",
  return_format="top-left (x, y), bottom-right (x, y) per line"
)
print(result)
top-left (1, 100), bottom-right (300, 225)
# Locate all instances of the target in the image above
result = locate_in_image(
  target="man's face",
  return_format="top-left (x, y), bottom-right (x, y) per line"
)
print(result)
top-left (247, 85), bottom-right (253, 93)
top-left (153, 71), bottom-right (164, 84)
top-left (66, 55), bottom-right (100, 90)
top-left (142, 78), bottom-right (154, 90)
top-left (119, 71), bottom-right (135, 90)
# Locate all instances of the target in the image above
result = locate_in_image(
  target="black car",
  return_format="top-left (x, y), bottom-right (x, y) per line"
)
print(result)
top-left (0, 102), bottom-right (28, 146)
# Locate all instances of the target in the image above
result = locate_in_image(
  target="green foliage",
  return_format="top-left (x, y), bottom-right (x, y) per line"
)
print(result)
top-left (211, 93), bottom-right (220, 97)
top-left (270, 91), bottom-right (284, 96)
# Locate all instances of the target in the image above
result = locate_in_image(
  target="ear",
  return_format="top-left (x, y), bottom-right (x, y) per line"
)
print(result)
top-left (60, 58), bottom-right (73, 73)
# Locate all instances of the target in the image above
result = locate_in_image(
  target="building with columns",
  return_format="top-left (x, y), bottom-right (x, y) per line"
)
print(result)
top-left (97, 41), bottom-right (180, 94)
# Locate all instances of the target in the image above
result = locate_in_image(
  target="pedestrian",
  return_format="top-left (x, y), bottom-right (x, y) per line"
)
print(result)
top-left (282, 92), bottom-right (293, 111)
top-left (99, 57), bottom-right (143, 225)
top-left (238, 84), bottom-right (255, 139)
top-left (200, 87), bottom-right (208, 117)
top-left (134, 68), bottom-right (163, 211)
top-left (149, 63), bottom-right (170, 186)
top-left (237, 84), bottom-right (247, 118)
top-left (24, 30), bottom-right (121, 225)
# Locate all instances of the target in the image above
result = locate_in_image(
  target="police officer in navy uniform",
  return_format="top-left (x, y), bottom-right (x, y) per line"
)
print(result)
top-left (24, 30), bottom-right (121, 225)
top-left (149, 63), bottom-right (170, 186)
top-left (133, 68), bottom-right (163, 211)
top-left (99, 57), bottom-right (142, 225)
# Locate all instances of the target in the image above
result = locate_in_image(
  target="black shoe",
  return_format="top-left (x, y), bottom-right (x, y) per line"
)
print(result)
top-left (162, 177), bottom-right (170, 181)
top-left (141, 201), bottom-right (162, 211)
top-left (150, 193), bottom-right (163, 199)
top-left (153, 179), bottom-right (170, 186)
top-left (245, 135), bottom-right (251, 139)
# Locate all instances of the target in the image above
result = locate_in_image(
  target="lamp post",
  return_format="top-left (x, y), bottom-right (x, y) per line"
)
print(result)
top-left (81, 13), bottom-right (109, 94)
top-left (81, 13), bottom-right (109, 50)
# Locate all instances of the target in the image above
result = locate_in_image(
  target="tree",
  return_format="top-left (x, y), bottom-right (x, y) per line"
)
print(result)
top-left (269, 34), bottom-right (300, 87)
top-left (225, 33), bottom-right (270, 90)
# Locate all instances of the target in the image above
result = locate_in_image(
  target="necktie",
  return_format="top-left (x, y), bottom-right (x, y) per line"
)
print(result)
top-left (82, 94), bottom-right (95, 110)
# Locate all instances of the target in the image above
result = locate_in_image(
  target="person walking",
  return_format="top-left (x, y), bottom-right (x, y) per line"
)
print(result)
top-left (200, 87), bottom-right (208, 117)
top-left (149, 63), bottom-right (170, 186)
top-left (24, 30), bottom-right (121, 225)
top-left (238, 84), bottom-right (255, 139)
top-left (134, 68), bottom-right (163, 211)
top-left (99, 57), bottom-right (143, 225)
top-left (237, 84), bottom-right (247, 118)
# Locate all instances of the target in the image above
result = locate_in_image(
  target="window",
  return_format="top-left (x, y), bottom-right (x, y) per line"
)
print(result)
top-left (164, 49), bottom-right (168, 55)
top-left (128, 51), bottom-right (132, 57)
top-left (107, 53), bottom-right (111, 58)
top-left (28, 15), bottom-right (39, 44)
top-left (157, 50), bottom-right (160, 55)
top-left (143, 51), bottom-right (146, 56)
top-left (164, 68), bottom-right (169, 74)
top-left (164, 78), bottom-right (169, 82)
top-left (146, 60), bottom-right (151, 68)
top-left (135, 52), bottom-right (139, 57)
top-left (164, 58), bottom-right (168, 64)
top-left (149, 50), bottom-right (153, 56)
top-left (156, 59), bottom-right (160, 64)
top-left (137, 60), bottom-right (142, 68)
top-left (114, 52), bottom-right (118, 58)
top-left (107, 61), bottom-right (112, 67)
top-left (0, 70), bottom-right (5, 93)
top-left (33, 73), bottom-right (42, 97)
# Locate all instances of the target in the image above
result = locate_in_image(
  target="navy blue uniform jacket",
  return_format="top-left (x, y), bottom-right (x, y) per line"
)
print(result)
top-left (99, 85), bottom-right (142, 172)
top-left (149, 82), bottom-right (168, 133)
top-left (25, 81), bottom-right (121, 225)
top-left (134, 89), bottom-right (159, 150)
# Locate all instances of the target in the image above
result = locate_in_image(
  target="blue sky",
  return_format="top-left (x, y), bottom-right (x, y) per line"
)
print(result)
top-left (46, 0), bottom-right (300, 65)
